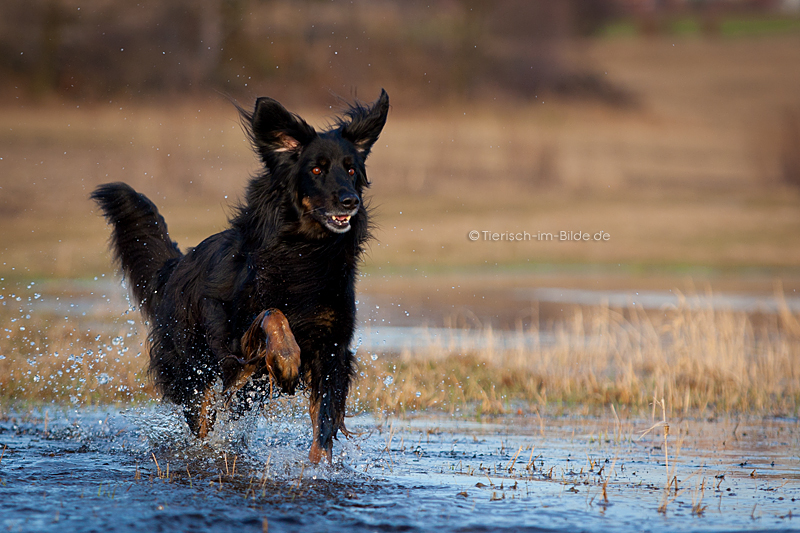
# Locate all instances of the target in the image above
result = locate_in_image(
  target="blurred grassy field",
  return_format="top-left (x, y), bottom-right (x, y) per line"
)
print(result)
top-left (0, 35), bottom-right (799, 282)
top-left (2, 33), bottom-right (800, 416)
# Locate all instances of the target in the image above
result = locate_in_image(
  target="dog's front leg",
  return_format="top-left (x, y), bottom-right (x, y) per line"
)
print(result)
top-left (233, 309), bottom-right (301, 393)
top-left (308, 349), bottom-right (355, 464)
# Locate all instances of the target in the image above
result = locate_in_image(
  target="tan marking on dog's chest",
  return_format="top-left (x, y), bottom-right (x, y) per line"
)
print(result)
top-left (314, 308), bottom-right (337, 327)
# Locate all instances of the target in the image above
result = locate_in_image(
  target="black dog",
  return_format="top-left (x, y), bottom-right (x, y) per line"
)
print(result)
top-left (91, 90), bottom-right (389, 463)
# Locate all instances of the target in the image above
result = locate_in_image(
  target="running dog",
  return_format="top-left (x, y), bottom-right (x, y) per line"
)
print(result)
top-left (91, 90), bottom-right (389, 463)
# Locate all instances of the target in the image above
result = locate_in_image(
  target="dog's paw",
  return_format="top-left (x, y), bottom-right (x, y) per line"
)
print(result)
top-left (309, 440), bottom-right (333, 465)
top-left (259, 309), bottom-right (301, 392)
top-left (240, 308), bottom-right (301, 393)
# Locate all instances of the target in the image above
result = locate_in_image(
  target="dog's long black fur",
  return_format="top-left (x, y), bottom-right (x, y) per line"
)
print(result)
top-left (91, 90), bottom-right (389, 461)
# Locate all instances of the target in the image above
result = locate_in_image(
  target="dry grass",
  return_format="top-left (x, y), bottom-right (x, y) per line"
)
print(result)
top-left (2, 291), bottom-right (798, 418)
top-left (352, 293), bottom-right (800, 418)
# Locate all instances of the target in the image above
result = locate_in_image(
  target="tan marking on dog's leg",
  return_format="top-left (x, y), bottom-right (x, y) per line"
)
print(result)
top-left (307, 395), bottom-right (332, 464)
top-left (225, 363), bottom-right (259, 393)
top-left (195, 386), bottom-right (217, 439)
top-left (221, 361), bottom-right (259, 409)
top-left (308, 396), bottom-right (322, 464)
top-left (309, 441), bottom-right (324, 464)
top-left (233, 309), bottom-right (301, 396)
top-left (261, 309), bottom-right (301, 387)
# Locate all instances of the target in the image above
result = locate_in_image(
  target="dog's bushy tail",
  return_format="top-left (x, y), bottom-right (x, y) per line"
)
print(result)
top-left (91, 182), bottom-right (182, 316)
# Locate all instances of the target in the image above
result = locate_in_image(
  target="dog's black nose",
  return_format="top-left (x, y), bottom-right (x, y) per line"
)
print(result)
top-left (339, 193), bottom-right (360, 211)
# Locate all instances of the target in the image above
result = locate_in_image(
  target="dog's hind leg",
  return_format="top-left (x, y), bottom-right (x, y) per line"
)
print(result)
top-left (184, 386), bottom-right (217, 439)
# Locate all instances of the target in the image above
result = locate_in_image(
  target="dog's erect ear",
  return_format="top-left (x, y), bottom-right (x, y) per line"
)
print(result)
top-left (248, 97), bottom-right (317, 162)
top-left (341, 89), bottom-right (390, 157)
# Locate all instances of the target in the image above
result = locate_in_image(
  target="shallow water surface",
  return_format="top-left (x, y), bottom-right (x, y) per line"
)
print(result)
top-left (1, 407), bottom-right (798, 532)
top-left (2, 278), bottom-right (800, 531)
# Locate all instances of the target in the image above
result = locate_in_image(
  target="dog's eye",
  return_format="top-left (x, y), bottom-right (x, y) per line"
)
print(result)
top-left (347, 168), bottom-right (356, 177)
top-left (311, 167), bottom-right (322, 175)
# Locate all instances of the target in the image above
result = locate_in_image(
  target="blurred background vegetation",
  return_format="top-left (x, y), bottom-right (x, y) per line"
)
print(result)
top-left (1, 0), bottom-right (799, 284)
top-left (4, 0), bottom-right (799, 104)
top-left (2, 0), bottom-right (635, 103)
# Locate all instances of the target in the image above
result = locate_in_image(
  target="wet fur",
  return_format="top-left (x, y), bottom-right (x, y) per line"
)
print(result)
top-left (91, 90), bottom-right (389, 461)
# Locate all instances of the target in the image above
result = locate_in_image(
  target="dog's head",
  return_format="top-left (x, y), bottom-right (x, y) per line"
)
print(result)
top-left (243, 90), bottom-right (389, 238)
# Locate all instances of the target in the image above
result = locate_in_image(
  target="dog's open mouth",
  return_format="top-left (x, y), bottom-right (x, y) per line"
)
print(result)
top-left (326, 214), bottom-right (352, 232)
